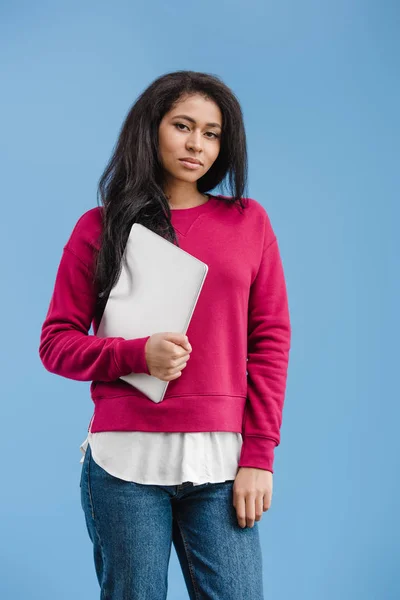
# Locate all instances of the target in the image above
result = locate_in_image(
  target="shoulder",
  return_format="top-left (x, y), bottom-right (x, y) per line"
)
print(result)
top-left (246, 197), bottom-right (272, 221)
top-left (216, 195), bottom-right (267, 215)
top-left (65, 206), bottom-right (103, 247)
top-left (236, 196), bottom-right (276, 245)
top-left (67, 206), bottom-right (103, 238)
top-left (63, 206), bottom-right (103, 263)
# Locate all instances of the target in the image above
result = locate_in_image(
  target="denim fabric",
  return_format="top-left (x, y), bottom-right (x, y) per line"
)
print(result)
top-left (80, 441), bottom-right (264, 599)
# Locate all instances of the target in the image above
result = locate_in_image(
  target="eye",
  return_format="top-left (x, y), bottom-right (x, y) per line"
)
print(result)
top-left (174, 123), bottom-right (220, 139)
top-left (174, 122), bottom-right (189, 131)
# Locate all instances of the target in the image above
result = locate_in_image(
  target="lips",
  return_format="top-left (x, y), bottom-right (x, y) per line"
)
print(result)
top-left (179, 158), bottom-right (202, 165)
top-left (179, 159), bottom-right (202, 170)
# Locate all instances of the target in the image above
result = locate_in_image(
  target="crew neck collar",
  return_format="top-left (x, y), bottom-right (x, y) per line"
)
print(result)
top-left (169, 193), bottom-right (215, 214)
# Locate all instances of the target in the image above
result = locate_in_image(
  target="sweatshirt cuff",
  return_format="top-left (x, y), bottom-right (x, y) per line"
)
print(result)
top-left (238, 436), bottom-right (277, 473)
top-left (114, 336), bottom-right (151, 376)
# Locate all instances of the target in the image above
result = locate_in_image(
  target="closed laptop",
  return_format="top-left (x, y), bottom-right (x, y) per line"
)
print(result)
top-left (96, 222), bottom-right (208, 403)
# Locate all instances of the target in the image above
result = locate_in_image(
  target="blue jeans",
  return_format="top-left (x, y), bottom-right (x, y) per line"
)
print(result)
top-left (80, 441), bottom-right (264, 599)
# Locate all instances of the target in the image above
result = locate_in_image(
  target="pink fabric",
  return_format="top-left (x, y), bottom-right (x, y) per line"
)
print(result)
top-left (39, 195), bottom-right (291, 472)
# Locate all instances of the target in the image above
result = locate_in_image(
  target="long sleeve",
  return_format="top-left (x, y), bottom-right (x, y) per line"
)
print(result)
top-left (39, 242), bottom-right (151, 382)
top-left (238, 216), bottom-right (291, 473)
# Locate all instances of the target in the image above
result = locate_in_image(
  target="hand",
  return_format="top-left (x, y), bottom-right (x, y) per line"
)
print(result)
top-left (233, 467), bottom-right (273, 528)
top-left (145, 332), bottom-right (192, 381)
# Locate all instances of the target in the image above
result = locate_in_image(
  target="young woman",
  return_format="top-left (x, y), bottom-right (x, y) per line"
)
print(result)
top-left (39, 70), bottom-right (291, 599)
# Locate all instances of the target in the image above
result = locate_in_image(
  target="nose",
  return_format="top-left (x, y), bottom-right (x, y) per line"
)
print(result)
top-left (186, 130), bottom-right (203, 152)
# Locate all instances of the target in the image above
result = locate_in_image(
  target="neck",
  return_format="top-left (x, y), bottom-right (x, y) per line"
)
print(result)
top-left (167, 193), bottom-right (209, 210)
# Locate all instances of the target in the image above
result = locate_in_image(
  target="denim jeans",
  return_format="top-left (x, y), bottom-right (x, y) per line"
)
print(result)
top-left (80, 442), bottom-right (264, 599)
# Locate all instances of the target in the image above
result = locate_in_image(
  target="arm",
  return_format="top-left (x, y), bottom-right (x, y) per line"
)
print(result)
top-left (39, 242), bottom-right (150, 382)
top-left (238, 216), bottom-right (291, 473)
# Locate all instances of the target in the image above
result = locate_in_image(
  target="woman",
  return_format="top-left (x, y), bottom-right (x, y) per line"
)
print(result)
top-left (39, 70), bottom-right (291, 599)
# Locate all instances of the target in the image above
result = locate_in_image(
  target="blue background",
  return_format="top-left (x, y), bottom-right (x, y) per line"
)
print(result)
top-left (1, 1), bottom-right (399, 598)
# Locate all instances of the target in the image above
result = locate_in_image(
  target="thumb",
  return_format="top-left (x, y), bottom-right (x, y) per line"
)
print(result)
top-left (164, 332), bottom-right (192, 352)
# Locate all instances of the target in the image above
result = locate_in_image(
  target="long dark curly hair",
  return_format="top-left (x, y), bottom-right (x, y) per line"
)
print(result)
top-left (93, 70), bottom-right (249, 320)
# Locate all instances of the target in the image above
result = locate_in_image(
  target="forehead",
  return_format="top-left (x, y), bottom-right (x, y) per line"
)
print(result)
top-left (165, 95), bottom-right (222, 127)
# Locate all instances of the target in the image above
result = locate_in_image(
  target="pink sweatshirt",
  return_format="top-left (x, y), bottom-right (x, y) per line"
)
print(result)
top-left (39, 195), bottom-right (291, 472)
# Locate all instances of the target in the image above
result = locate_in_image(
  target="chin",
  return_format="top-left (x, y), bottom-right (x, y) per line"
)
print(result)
top-left (174, 172), bottom-right (199, 182)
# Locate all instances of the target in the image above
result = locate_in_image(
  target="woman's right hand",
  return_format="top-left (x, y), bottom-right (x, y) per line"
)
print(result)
top-left (144, 332), bottom-right (192, 381)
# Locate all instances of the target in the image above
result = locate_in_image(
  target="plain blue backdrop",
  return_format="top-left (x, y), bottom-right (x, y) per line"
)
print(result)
top-left (2, 1), bottom-right (399, 598)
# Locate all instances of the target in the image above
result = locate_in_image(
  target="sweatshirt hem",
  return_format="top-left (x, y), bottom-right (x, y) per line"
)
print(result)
top-left (89, 393), bottom-right (247, 433)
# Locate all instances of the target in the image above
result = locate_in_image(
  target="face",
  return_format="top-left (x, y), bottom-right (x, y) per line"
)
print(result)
top-left (158, 94), bottom-right (222, 188)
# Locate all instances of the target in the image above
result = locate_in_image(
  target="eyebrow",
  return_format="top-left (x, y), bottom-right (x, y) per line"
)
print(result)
top-left (172, 114), bottom-right (222, 130)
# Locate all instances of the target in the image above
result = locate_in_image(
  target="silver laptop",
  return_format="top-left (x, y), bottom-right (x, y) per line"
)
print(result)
top-left (96, 222), bottom-right (208, 403)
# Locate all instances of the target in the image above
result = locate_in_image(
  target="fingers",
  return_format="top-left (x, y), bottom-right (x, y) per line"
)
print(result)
top-left (170, 356), bottom-right (189, 373)
top-left (234, 495), bottom-right (247, 529)
top-left (164, 369), bottom-right (183, 381)
top-left (255, 494), bottom-right (264, 522)
top-left (162, 357), bottom-right (190, 381)
top-left (233, 491), bottom-right (270, 528)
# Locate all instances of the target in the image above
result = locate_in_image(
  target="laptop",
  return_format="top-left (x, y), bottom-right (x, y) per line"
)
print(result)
top-left (96, 222), bottom-right (209, 403)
